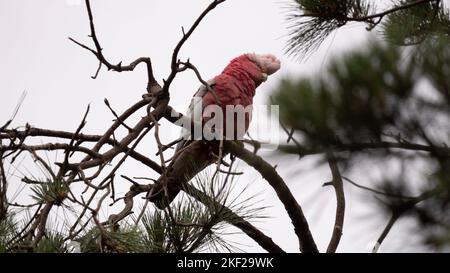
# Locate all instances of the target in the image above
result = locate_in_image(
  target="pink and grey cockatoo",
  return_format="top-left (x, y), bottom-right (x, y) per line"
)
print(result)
top-left (148, 53), bottom-right (281, 208)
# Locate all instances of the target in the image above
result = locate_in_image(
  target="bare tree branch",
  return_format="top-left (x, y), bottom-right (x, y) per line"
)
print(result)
top-left (69, 0), bottom-right (158, 91)
top-left (372, 212), bottom-right (399, 253)
top-left (163, 0), bottom-right (226, 93)
top-left (278, 141), bottom-right (450, 157)
top-left (225, 141), bottom-right (318, 253)
top-left (325, 152), bottom-right (345, 253)
top-left (0, 127), bottom-right (162, 174)
top-left (0, 153), bottom-right (8, 221)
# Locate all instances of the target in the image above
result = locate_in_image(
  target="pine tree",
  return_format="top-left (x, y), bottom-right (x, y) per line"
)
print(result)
top-left (275, 0), bottom-right (450, 250)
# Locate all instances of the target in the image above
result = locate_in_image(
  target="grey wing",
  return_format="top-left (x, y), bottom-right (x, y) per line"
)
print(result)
top-left (175, 79), bottom-right (215, 151)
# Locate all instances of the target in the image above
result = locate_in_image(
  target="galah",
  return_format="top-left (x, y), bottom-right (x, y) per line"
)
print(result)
top-left (148, 53), bottom-right (281, 209)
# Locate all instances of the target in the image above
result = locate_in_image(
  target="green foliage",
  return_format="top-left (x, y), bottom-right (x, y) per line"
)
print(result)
top-left (286, 0), bottom-right (450, 59)
top-left (73, 168), bottom-right (263, 253)
top-left (34, 232), bottom-right (68, 253)
top-left (140, 201), bottom-right (215, 253)
top-left (0, 214), bottom-right (17, 253)
top-left (77, 197), bottom-right (238, 253)
top-left (274, 34), bottom-right (450, 248)
top-left (419, 37), bottom-right (450, 101)
top-left (286, 0), bottom-right (371, 58)
top-left (383, 0), bottom-right (450, 45)
top-left (0, 158), bottom-right (262, 254)
top-left (79, 225), bottom-right (146, 253)
top-left (0, 213), bottom-right (68, 253)
top-left (273, 40), bottom-right (419, 146)
top-left (31, 178), bottom-right (69, 205)
top-left (139, 174), bottom-right (261, 253)
top-left (273, 36), bottom-right (450, 154)
top-left (142, 209), bottom-right (166, 253)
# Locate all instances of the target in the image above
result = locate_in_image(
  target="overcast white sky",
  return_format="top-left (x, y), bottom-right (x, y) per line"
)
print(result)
top-left (0, 0), bottom-right (428, 252)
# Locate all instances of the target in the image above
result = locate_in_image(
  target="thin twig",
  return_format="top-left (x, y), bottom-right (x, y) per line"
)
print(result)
top-left (104, 98), bottom-right (133, 131)
top-left (69, 0), bottom-right (157, 89)
top-left (163, 0), bottom-right (226, 93)
top-left (325, 152), bottom-right (345, 253)
top-left (372, 213), bottom-right (399, 253)
top-left (341, 176), bottom-right (417, 200)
